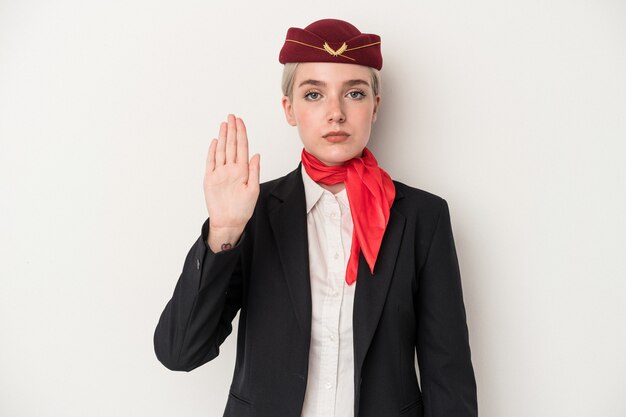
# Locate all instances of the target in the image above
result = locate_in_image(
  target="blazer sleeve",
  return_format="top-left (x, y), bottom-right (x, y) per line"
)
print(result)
top-left (415, 198), bottom-right (478, 416)
top-left (153, 217), bottom-right (246, 372)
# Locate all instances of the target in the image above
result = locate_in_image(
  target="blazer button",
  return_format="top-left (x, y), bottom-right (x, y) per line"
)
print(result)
top-left (196, 259), bottom-right (200, 270)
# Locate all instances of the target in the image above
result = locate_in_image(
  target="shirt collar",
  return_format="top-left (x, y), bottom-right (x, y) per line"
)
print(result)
top-left (301, 166), bottom-right (350, 214)
top-left (301, 166), bottom-right (325, 213)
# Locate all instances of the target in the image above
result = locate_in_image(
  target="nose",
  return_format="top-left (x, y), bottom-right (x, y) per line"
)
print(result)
top-left (327, 96), bottom-right (346, 123)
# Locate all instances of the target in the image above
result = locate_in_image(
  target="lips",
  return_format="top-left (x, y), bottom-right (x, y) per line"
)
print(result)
top-left (323, 131), bottom-right (350, 142)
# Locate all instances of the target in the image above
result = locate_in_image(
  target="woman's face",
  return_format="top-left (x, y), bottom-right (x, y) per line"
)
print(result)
top-left (282, 62), bottom-right (381, 166)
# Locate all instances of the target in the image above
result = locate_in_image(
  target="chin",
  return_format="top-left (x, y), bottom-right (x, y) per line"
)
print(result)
top-left (323, 153), bottom-right (361, 166)
top-left (305, 144), bottom-right (364, 165)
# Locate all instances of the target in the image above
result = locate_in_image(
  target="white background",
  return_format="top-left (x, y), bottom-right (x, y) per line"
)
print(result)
top-left (1, 1), bottom-right (625, 416)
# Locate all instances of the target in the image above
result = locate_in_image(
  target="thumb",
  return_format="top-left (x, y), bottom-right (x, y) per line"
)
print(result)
top-left (248, 153), bottom-right (260, 186)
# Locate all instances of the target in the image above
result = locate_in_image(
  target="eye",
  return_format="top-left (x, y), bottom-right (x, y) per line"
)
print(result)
top-left (304, 91), bottom-right (321, 101)
top-left (347, 90), bottom-right (366, 99)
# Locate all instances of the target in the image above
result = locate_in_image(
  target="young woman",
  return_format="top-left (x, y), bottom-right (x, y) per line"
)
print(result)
top-left (154, 18), bottom-right (477, 417)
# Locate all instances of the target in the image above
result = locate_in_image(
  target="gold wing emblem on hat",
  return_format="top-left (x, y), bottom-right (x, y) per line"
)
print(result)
top-left (323, 42), bottom-right (348, 57)
top-left (285, 39), bottom-right (355, 61)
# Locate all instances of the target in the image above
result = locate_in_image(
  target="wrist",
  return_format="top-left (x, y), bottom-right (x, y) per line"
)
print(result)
top-left (207, 226), bottom-right (244, 253)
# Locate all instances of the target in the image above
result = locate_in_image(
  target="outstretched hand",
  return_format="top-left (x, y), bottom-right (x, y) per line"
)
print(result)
top-left (204, 114), bottom-right (260, 250)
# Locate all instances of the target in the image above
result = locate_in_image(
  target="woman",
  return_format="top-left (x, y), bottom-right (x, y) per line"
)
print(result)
top-left (154, 18), bottom-right (477, 417)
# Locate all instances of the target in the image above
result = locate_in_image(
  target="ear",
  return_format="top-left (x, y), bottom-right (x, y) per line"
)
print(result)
top-left (281, 96), bottom-right (297, 126)
top-left (372, 95), bottom-right (381, 123)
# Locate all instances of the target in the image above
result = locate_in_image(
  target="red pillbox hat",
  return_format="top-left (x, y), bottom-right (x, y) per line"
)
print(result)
top-left (279, 19), bottom-right (383, 70)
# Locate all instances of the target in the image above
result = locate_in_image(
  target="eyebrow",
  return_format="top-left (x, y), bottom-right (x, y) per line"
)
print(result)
top-left (298, 79), bottom-right (325, 88)
top-left (297, 79), bottom-right (371, 88)
top-left (345, 79), bottom-right (370, 88)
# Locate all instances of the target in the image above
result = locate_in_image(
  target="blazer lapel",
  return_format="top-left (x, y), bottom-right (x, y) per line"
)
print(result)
top-left (267, 164), bottom-right (408, 381)
top-left (353, 188), bottom-right (407, 381)
top-left (268, 164), bottom-right (312, 340)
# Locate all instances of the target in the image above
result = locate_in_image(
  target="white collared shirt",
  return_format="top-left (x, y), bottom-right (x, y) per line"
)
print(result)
top-left (300, 167), bottom-right (356, 417)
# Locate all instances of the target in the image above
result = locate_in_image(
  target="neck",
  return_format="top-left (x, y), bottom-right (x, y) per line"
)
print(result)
top-left (320, 182), bottom-right (346, 194)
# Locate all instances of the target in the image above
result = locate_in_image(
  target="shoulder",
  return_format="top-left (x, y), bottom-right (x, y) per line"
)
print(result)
top-left (392, 179), bottom-right (449, 220)
top-left (258, 165), bottom-right (302, 200)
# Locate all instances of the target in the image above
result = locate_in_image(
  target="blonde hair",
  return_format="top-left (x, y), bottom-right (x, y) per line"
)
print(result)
top-left (281, 62), bottom-right (381, 100)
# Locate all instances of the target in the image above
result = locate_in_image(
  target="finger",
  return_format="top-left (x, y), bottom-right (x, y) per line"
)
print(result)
top-left (248, 153), bottom-right (260, 186)
top-left (216, 121), bottom-right (227, 166)
top-left (235, 117), bottom-right (249, 165)
top-left (225, 113), bottom-right (237, 163)
top-left (206, 138), bottom-right (217, 173)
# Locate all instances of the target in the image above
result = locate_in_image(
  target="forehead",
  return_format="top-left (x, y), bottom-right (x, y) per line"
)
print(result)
top-left (293, 62), bottom-right (371, 86)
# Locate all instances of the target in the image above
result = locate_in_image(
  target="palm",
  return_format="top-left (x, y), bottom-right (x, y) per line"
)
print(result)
top-left (203, 114), bottom-right (260, 230)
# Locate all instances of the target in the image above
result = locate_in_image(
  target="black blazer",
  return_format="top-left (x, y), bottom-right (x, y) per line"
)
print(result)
top-left (154, 163), bottom-right (477, 417)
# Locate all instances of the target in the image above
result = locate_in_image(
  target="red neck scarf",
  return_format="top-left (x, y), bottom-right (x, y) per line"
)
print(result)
top-left (301, 147), bottom-right (396, 285)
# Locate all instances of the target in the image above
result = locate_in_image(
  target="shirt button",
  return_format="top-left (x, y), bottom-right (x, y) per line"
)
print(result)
top-left (333, 252), bottom-right (339, 260)
top-left (329, 334), bottom-right (335, 341)
top-left (325, 382), bottom-right (332, 389)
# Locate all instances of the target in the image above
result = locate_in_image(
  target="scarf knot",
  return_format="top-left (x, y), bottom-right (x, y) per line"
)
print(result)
top-left (301, 147), bottom-right (395, 285)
